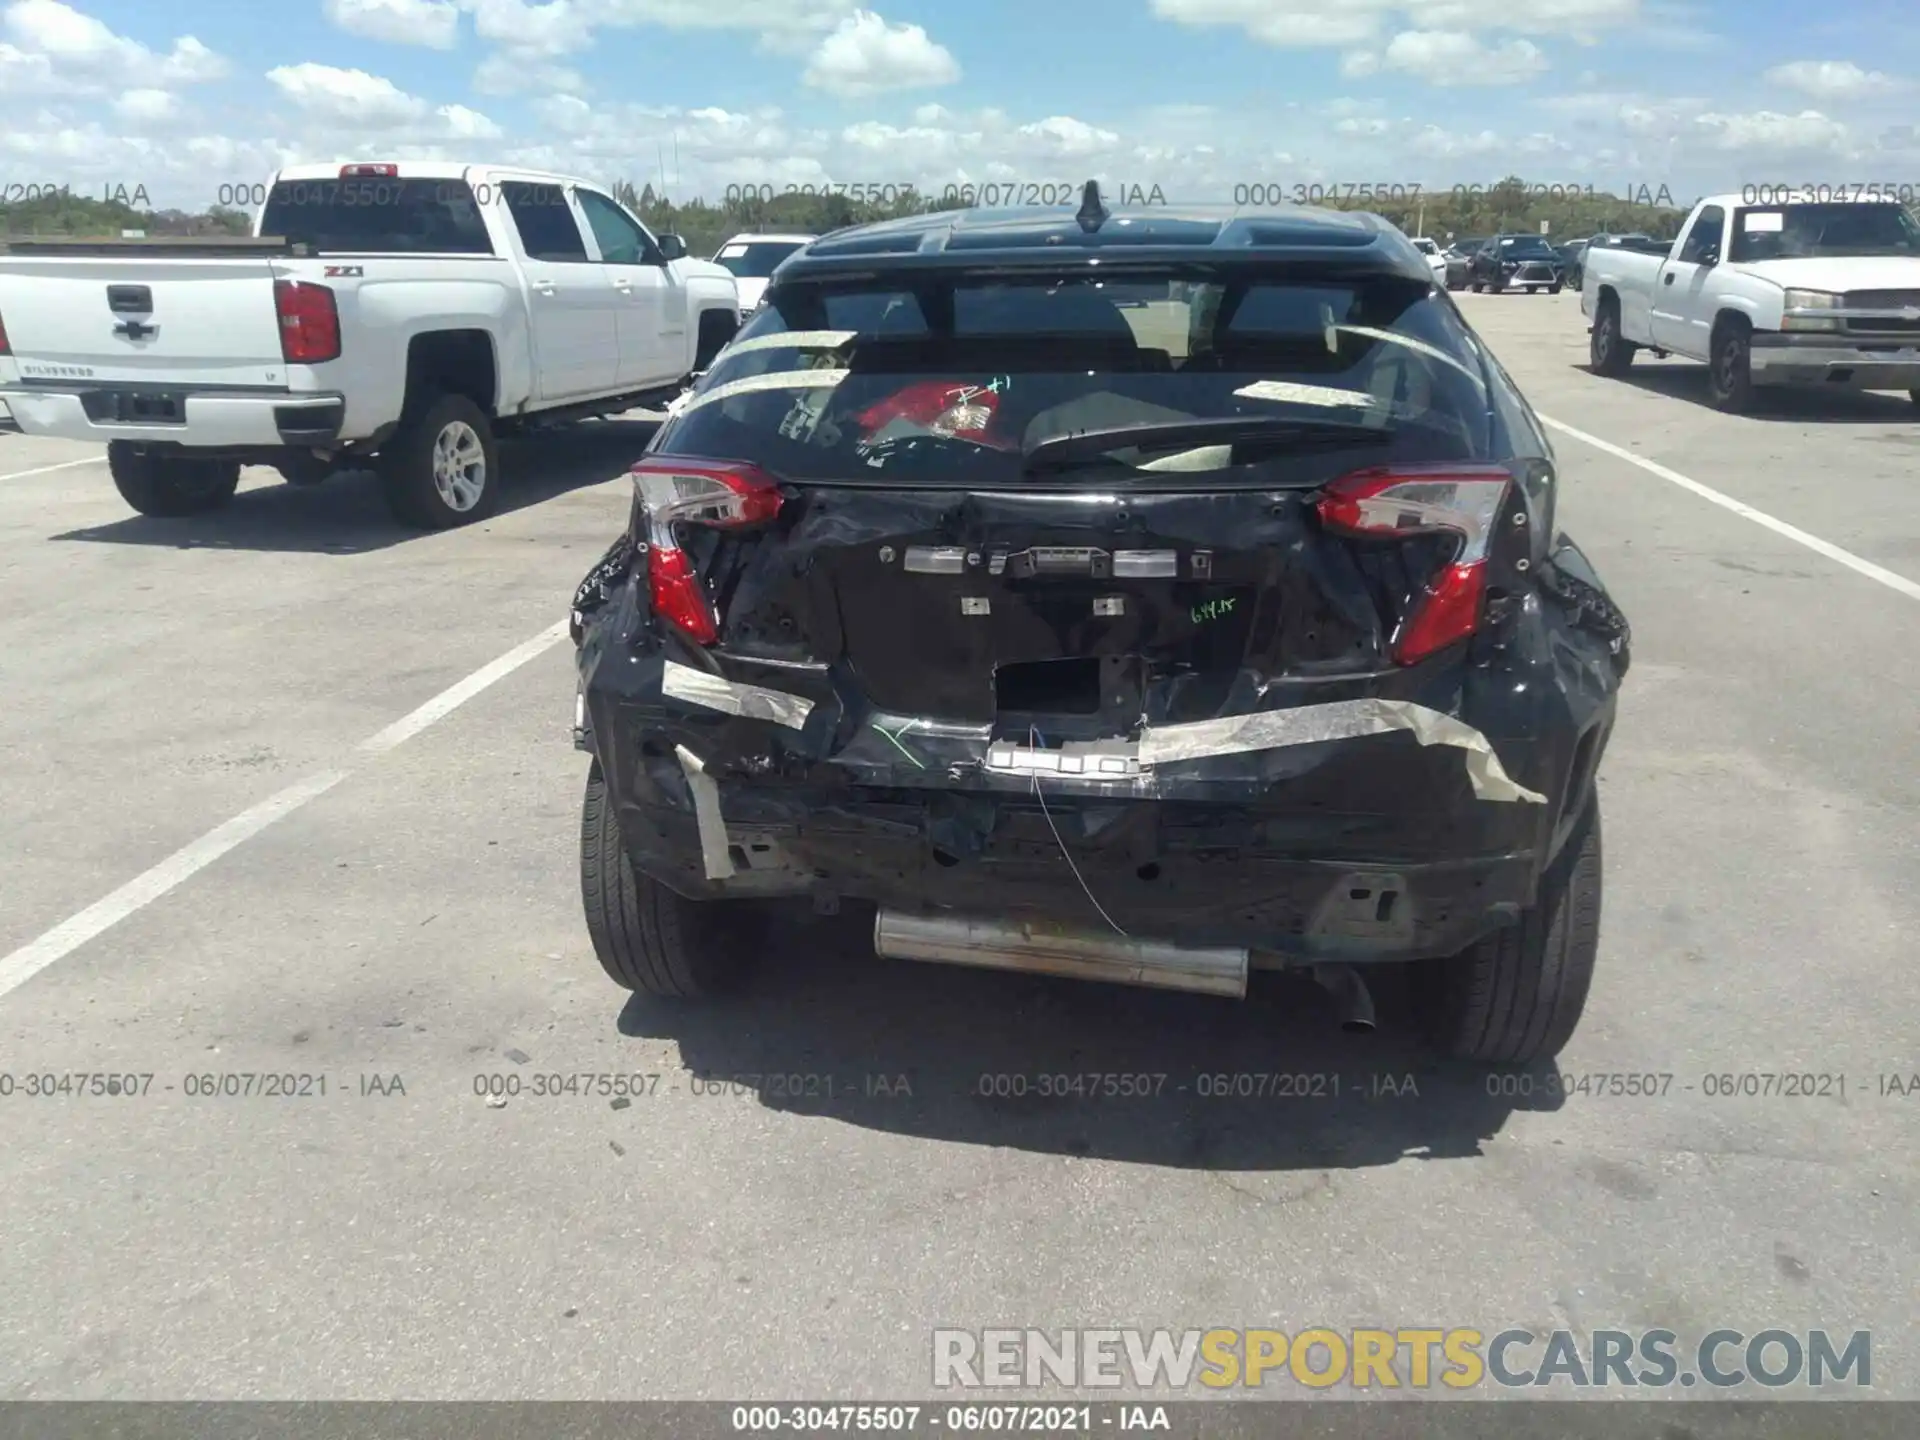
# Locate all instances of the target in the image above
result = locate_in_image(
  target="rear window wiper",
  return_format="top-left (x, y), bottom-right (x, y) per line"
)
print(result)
top-left (1021, 415), bottom-right (1392, 474)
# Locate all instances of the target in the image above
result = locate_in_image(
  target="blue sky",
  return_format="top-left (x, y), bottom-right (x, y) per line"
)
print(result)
top-left (5, 0), bottom-right (1919, 211)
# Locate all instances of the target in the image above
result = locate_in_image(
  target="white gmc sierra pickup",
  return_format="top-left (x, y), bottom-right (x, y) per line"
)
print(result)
top-left (1581, 190), bottom-right (1920, 411)
top-left (0, 162), bottom-right (742, 526)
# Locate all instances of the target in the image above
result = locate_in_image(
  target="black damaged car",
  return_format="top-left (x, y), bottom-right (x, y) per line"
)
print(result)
top-left (570, 183), bottom-right (1630, 1064)
top-left (1467, 234), bottom-right (1566, 294)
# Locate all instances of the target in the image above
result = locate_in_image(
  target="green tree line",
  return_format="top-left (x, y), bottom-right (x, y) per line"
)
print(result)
top-left (4, 174), bottom-right (1693, 252)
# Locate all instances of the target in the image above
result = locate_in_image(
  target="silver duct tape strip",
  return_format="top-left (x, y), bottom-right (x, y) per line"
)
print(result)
top-left (719, 329), bottom-right (858, 359)
top-left (662, 660), bottom-right (814, 730)
top-left (672, 367), bottom-right (851, 417)
top-left (674, 745), bottom-right (735, 879)
top-left (1137, 699), bottom-right (1547, 804)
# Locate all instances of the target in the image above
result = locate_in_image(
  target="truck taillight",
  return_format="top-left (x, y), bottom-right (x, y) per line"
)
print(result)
top-left (631, 457), bottom-right (784, 645)
top-left (340, 164), bottom-right (398, 177)
top-left (1316, 464), bottom-right (1513, 665)
top-left (274, 280), bottom-right (340, 364)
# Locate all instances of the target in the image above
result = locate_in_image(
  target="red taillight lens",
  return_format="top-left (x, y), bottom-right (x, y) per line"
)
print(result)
top-left (631, 457), bottom-right (784, 645)
top-left (340, 163), bottom-right (399, 177)
top-left (274, 280), bottom-right (340, 364)
top-left (1315, 464), bottom-right (1513, 665)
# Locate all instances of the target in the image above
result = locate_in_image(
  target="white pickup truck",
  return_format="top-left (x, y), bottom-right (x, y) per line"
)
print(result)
top-left (0, 162), bottom-right (742, 526)
top-left (1581, 191), bottom-right (1920, 411)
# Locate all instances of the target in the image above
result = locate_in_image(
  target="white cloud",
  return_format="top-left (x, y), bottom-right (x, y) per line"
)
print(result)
top-left (1340, 50), bottom-right (1380, 76)
top-left (1691, 108), bottom-right (1850, 154)
top-left (1380, 30), bottom-right (1549, 85)
top-left (266, 63), bottom-right (431, 127)
top-left (472, 52), bottom-right (586, 94)
top-left (458, 0), bottom-right (594, 55)
top-left (324, 0), bottom-right (461, 48)
top-left (112, 89), bottom-right (180, 124)
top-left (1016, 115), bottom-right (1122, 157)
top-left (1763, 60), bottom-right (1906, 101)
top-left (0, 0), bottom-right (227, 91)
top-left (1336, 116), bottom-right (1392, 136)
top-left (802, 10), bottom-right (959, 97)
top-left (1150, 0), bottom-right (1636, 48)
top-left (438, 103), bottom-right (504, 140)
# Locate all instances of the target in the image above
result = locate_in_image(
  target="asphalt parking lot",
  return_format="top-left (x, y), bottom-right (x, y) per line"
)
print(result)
top-left (1, 291), bottom-right (1916, 1401)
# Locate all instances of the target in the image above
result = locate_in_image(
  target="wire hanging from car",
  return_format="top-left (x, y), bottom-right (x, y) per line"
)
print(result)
top-left (1028, 724), bottom-right (1128, 937)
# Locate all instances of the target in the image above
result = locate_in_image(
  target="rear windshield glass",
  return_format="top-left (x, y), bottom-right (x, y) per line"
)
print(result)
top-left (654, 271), bottom-right (1493, 484)
top-left (260, 178), bottom-right (494, 255)
top-left (1728, 204), bottom-right (1920, 262)
top-left (1496, 237), bottom-right (1556, 257)
top-left (714, 240), bottom-right (810, 277)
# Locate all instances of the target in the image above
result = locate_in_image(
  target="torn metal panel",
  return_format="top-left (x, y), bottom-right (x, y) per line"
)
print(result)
top-left (673, 745), bottom-right (736, 879)
top-left (1137, 699), bottom-right (1547, 804)
top-left (662, 659), bottom-right (814, 730)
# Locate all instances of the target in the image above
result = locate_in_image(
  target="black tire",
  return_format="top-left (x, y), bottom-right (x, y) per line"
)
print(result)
top-left (377, 391), bottom-right (499, 529)
top-left (693, 310), bottom-right (739, 372)
top-left (1549, 281), bottom-right (1563, 295)
top-left (1910, 389), bottom-right (1920, 408)
top-left (107, 443), bottom-right (240, 517)
top-left (579, 762), bottom-right (758, 997)
top-left (1707, 317), bottom-right (1756, 412)
top-left (1427, 800), bottom-right (1602, 1064)
top-left (1589, 297), bottom-right (1636, 376)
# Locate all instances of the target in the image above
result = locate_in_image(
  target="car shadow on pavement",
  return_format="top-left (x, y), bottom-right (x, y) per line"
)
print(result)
top-left (617, 907), bottom-right (1561, 1172)
top-left (1576, 363), bottom-right (1919, 423)
top-left (43, 417), bottom-right (662, 555)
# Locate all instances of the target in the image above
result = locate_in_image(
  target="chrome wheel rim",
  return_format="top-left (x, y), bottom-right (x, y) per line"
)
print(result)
top-left (432, 421), bottom-right (486, 511)
top-left (1716, 339), bottom-right (1741, 390)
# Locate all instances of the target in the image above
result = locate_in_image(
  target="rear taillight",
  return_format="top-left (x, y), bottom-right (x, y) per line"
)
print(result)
top-left (1316, 464), bottom-right (1513, 665)
top-left (274, 280), bottom-right (340, 364)
top-left (631, 457), bottom-right (784, 645)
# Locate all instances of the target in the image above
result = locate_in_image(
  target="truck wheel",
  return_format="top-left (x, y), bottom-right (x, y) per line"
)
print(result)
top-left (1426, 799), bottom-right (1602, 1065)
top-left (579, 762), bottom-right (758, 997)
top-left (1908, 389), bottom-right (1920, 408)
top-left (693, 311), bottom-right (739, 373)
top-left (107, 443), bottom-right (240, 517)
top-left (1589, 298), bottom-right (1636, 376)
top-left (377, 392), bottom-right (499, 529)
top-left (1707, 318), bottom-right (1756, 412)
top-left (1549, 281), bottom-right (1563, 295)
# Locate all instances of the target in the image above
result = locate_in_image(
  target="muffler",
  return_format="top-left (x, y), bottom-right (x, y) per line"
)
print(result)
top-left (1311, 963), bottom-right (1377, 1033)
top-left (873, 910), bottom-right (1248, 998)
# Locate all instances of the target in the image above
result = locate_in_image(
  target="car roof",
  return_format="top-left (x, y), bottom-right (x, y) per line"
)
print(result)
top-left (771, 183), bottom-right (1434, 285)
top-left (721, 233), bottom-right (818, 244)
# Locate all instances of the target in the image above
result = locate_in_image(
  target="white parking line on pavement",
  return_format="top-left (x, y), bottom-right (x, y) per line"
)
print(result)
top-left (0, 618), bottom-right (571, 1004)
top-left (1539, 414), bottom-right (1920, 604)
top-left (0, 456), bottom-right (106, 482)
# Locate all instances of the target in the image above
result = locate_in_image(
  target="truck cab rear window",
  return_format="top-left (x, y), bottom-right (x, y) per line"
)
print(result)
top-left (1729, 204), bottom-right (1920, 262)
top-left (260, 179), bottom-right (493, 255)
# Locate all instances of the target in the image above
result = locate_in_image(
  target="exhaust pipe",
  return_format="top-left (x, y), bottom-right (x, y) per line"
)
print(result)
top-left (1312, 963), bottom-right (1377, 1033)
top-left (874, 910), bottom-right (1247, 998)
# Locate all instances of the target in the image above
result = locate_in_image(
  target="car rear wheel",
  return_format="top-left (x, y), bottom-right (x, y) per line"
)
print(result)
top-left (1707, 318), bottom-right (1756, 412)
top-left (1549, 281), bottom-right (1563, 295)
top-left (579, 762), bottom-right (759, 997)
top-left (1589, 298), bottom-right (1636, 376)
top-left (107, 443), bottom-right (240, 517)
top-left (378, 391), bottom-right (500, 529)
top-left (1426, 799), bottom-right (1602, 1064)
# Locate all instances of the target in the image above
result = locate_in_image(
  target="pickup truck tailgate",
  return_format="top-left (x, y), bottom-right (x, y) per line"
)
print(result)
top-left (0, 256), bottom-right (289, 387)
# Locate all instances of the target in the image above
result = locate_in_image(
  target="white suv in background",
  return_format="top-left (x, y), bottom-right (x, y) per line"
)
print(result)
top-left (711, 233), bottom-right (818, 313)
top-left (1410, 236), bottom-right (1448, 285)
